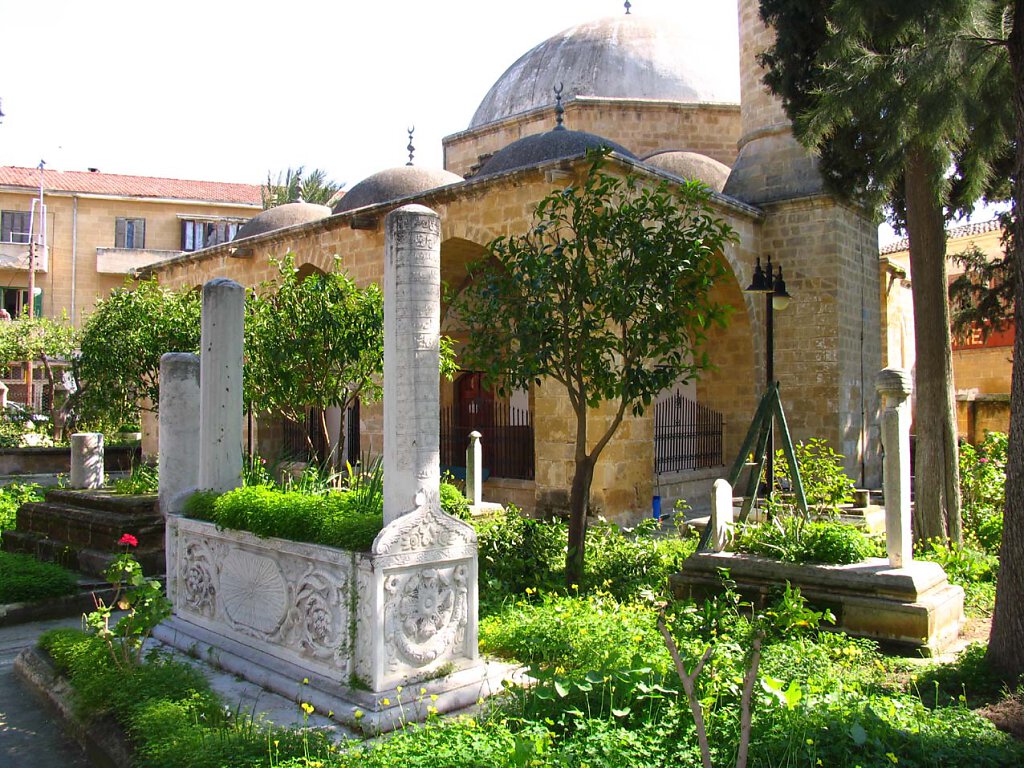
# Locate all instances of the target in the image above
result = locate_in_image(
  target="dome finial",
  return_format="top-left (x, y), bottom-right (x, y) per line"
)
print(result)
top-left (406, 125), bottom-right (416, 166)
top-left (553, 83), bottom-right (566, 131)
top-left (624, 1), bottom-right (631, 14)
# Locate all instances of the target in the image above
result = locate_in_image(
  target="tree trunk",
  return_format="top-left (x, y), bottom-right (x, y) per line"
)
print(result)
top-left (566, 403), bottom-right (595, 588)
top-left (904, 146), bottom-right (963, 544)
top-left (988, 0), bottom-right (1024, 681)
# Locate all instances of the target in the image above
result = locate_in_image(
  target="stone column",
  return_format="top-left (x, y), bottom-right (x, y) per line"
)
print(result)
top-left (383, 205), bottom-right (441, 524)
top-left (466, 431), bottom-right (483, 506)
top-left (198, 278), bottom-right (244, 494)
top-left (711, 478), bottom-right (733, 552)
top-left (876, 368), bottom-right (913, 567)
top-left (159, 353), bottom-right (200, 516)
top-left (70, 432), bottom-right (104, 489)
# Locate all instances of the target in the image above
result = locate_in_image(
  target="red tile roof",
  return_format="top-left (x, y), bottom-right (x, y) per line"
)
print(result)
top-left (0, 166), bottom-right (262, 206)
top-left (880, 218), bottom-right (1002, 256)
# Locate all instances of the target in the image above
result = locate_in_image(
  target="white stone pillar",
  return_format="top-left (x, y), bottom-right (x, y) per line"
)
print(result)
top-left (876, 368), bottom-right (913, 568)
top-left (466, 431), bottom-right (483, 506)
top-left (198, 278), bottom-right (244, 494)
top-left (383, 205), bottom-right (441, 524)
top-left (0, 381), bottom-right (8, 408)
top-left (70, 432), bottom-right (104, 489)
top-left (711, 478), bottom-right (733, 552)
top-left (159, 353), bottom-right (200, 517)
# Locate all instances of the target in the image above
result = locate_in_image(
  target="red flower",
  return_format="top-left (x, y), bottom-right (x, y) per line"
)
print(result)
top-left (119, 533), bottom-right (139, 547)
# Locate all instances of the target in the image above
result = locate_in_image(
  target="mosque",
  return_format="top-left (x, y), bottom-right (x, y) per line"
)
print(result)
top-left (145, 0), bottom-right (882, 520)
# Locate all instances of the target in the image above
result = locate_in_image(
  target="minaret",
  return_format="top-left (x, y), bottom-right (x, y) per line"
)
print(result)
top-left (723, 0), bottom-right (824, 204)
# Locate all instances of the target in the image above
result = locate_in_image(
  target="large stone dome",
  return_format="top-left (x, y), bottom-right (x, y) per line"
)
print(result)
top-left (333, 166), bottom-right (463, 214)
top-left (475, 128), bottom-right (636, 178)
top-left (233, 201), bottom-right (332, 241)
top-left (470, 15), bottom-right (740, 129)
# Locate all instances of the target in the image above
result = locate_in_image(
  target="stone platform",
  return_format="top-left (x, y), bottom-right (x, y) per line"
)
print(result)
top-left (671, 552), bottom-right (964, 655)
top-left (2, 489), bottom-right (163, 577)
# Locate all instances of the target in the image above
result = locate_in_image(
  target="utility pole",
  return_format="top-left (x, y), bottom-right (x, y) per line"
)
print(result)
top-left (25, 160), bottom-right (45, 409)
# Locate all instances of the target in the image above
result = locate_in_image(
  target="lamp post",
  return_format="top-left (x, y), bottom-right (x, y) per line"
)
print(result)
top-left (745, 255), bottom-right (792, 502)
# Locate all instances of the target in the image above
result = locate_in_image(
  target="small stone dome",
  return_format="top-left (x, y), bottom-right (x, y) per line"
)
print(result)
top-left (642, 150), bottom-right (731, 193)
top-left (332, 166), bottom-right (463, 214)
top-left (475, 129), bottom-right (636, 178)
top-left (471, 15), bottom-right (739, 128)
top-left (233, 201), bottom-right (331, 241)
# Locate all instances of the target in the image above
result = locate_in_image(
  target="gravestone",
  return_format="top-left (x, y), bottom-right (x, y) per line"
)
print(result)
top-left (158, 352), bottom-right (200, 518)
top-left (876, 368), bottom-right (913, 568)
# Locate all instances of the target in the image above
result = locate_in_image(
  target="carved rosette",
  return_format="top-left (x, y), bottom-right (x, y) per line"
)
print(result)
top-left (382, 563), bottom-right (469, 671)
top-left (180, 538), bottom-right (218, 617)
top-left (221, 550), bottom-right (289, 636)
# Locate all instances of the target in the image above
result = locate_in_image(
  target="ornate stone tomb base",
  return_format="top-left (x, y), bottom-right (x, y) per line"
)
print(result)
top-left (670, 552), bottom-right (964, 655)
top-left (157, 503), bottom-right (514, 733)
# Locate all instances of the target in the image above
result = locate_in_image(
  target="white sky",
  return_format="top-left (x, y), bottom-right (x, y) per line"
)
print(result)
top-left (1, 1), bottom-right (1002, 247)
top-left (0, 0), bottom-right (736, 188)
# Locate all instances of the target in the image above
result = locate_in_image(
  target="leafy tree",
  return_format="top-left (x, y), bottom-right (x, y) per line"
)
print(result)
top-left (453, 154), bottom-right (734, 586)
top-left (762, 0), bottom-right (1024, 680)
top-left (759, 0), bottom-right (1018, 544)
top-left (261, 167), bottom-right (343, 209)
top-left (72, 279), bottom-right (201, 430)
top-left (0, 315), bottom-right (76, 433)
top-left (245, 257), bottom-right (384, 466)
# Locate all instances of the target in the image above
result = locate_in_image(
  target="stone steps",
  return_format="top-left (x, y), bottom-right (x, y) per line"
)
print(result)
top-left (1, 489), bottom-right (163, 578)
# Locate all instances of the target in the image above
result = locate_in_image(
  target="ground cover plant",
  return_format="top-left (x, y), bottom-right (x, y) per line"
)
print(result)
top-left (0, 550), bottom-right (78, 603)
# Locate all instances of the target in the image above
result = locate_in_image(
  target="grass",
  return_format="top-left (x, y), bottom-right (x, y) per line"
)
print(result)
top-left (34, 502), bottom-right (1020, 767)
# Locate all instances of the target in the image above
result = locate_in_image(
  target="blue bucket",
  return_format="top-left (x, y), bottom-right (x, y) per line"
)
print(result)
top-left (652, 495), bottom-right (662, 519)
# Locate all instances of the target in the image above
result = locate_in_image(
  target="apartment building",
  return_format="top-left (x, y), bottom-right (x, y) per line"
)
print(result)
top-left (0, 166), bottom-right (261, 327)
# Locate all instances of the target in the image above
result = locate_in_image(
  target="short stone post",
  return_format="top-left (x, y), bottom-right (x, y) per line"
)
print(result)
top-left (876, 368), bottom-right (913, 568)
top-left (383, 205), bottom-right (441, 524)
top-left (198, 278), bottom-right (244, 494)
top-left (466, 431), bottom-right (483, 506)
top-left (159, 353), bottom-right (200, 517)
top-left (70, 432), bottom-right (104, 489)
top-left (711, 478), bottom-right (733, 552)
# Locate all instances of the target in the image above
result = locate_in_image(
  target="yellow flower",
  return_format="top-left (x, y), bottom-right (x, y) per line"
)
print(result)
top-left (430, 694), bottom-right (438, 702)
top-left (420, 687), bottom-right (427, 695)
top-left (300, 702), bottom-right (314, 715)
top-left (428, 705), bottom-right (438, 715)
top-left (382, 698), bottom-right (391, 706)
top-left (571, 584), bottom-right (579, 591)
top-left (354, 709), bottom-right (365, 720)
top-left (887, 753), bottom-right (899, 765)
top-left (302, 677), bottom-right (309, 685)
top-left (806, 739), bottom-right (814, 746)
top-left (396, 685), bottom-right (403, 694)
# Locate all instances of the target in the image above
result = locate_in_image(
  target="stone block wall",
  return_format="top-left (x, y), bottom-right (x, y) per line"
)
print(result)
top-left (443, 99), bottom-right (741, 178)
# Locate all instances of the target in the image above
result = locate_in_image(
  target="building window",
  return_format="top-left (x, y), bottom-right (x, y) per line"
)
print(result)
top-left (181, 220), bottom-right (240, 252)
top-left (0, 288), bottom-right (42, 319)
top-left (1, 211), bottom-right (31, 244)
top-left (115, 217), bottom-right (146, 249)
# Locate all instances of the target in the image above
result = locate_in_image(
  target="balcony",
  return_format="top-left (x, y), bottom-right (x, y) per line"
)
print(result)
top-left (0, 242), bottom-right (48, 272)
top-left (96, 247), bottom-right (182, 275)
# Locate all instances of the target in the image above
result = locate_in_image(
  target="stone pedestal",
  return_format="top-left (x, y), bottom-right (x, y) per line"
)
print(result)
top-left (159, 353), bottom-right (200, 519)
top-left (383, 205), bottom-right (441, 524)
top-left (198, 278), bottom-right (244, 494)
top-left (672, 552), bottom-right (964, 654)
top-left (70, 433), bottom-right (104, 489)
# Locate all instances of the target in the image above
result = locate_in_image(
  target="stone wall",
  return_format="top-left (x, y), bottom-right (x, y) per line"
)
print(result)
top-left (443, 99), bottom-right (742, 178)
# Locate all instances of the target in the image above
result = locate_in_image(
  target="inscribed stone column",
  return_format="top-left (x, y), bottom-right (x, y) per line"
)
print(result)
top-left (159, 353), bottom-right (200, 517)
top-left (383, 204), bottom-right (441, 524)
top-left (70, 432), bottom-right (103, 489)
top-left (876, 368), bottom-right (913, 567)
top-left (467, 431), bottom-right (483, 506)
top-left (198, 278), bottom-right (244, 494)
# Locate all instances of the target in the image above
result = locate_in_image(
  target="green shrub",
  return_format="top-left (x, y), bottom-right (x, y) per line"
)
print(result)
top-left (735, 517), bottom-right (873, 565)
top-left (113, 462), bottom-right (159, 495)
top-left (959, 432), bottom-right (1006, 552)
top-left (0, 551), bottom-right (78, 603)
top-left (0, 481), bottom-right (42, 535)
top-left (439, 479), bottom-right (470, 519)
top-left (772, 437), bottom-right (856, 514)
top-left (183, 491), bottom-right (219, 521)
